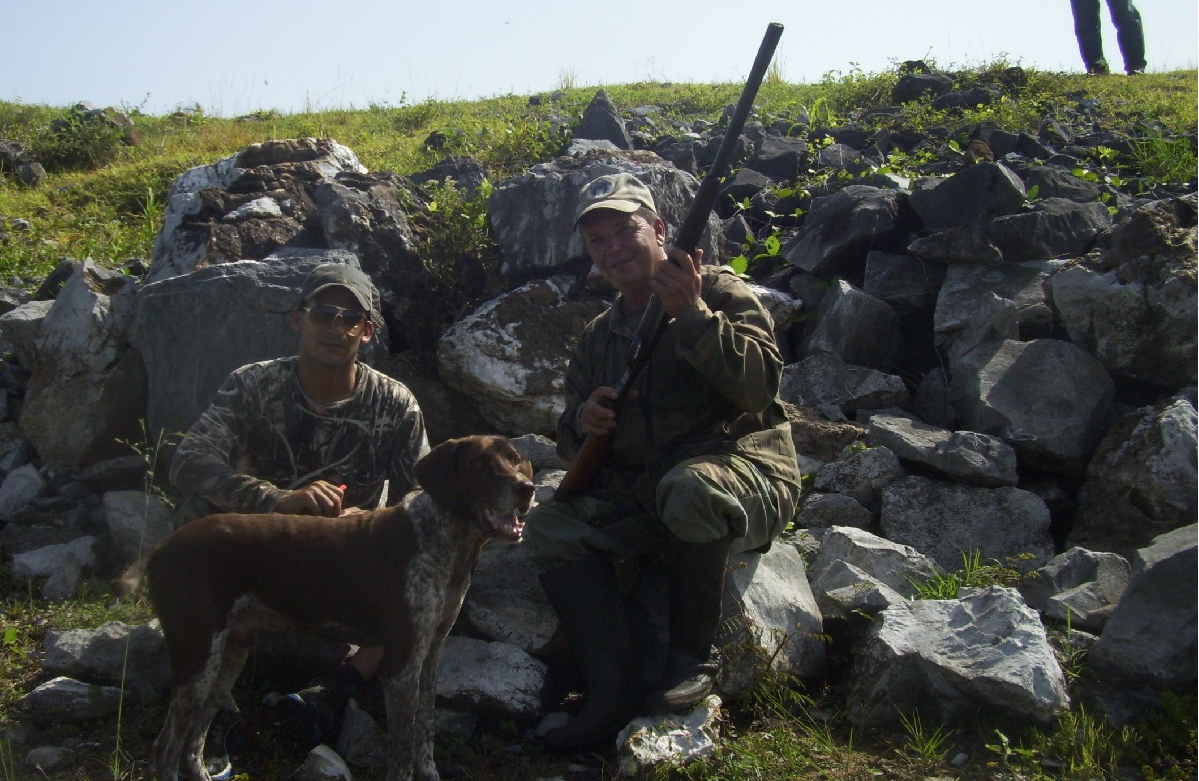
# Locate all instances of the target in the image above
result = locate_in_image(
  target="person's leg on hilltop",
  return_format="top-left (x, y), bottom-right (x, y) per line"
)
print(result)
top-left (1105, 0), bottom-right (1147, 73)
top-left (1071, 0), bottom-right (1110, 74)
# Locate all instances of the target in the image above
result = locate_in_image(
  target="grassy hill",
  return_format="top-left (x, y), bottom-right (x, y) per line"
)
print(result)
top-left (0, 62), bottom-right (1195, 288)
top-left (0, 63), bottom-right (1196, 780)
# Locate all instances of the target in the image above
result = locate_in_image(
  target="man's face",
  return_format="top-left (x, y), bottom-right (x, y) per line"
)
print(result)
top-left (291, 287), bottom-right (374, 369)
top-left (579, 209), bottom-right (666, 305)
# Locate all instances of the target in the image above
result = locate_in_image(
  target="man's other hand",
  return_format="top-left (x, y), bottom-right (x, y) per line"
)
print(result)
top-left (277, 481), bottom-right (345, 516)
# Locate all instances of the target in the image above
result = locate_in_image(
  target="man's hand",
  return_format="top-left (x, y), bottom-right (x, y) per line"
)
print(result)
top-left (578, 386), bottom-right (644, 437)
top-left (276, 481), bottom-right (345, 517)
top-left (653, 247), bottom-right (703, 318)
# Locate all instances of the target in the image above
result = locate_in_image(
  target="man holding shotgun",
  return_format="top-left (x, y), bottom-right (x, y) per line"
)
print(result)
top-left (525, 172), bottom-right (802, 750)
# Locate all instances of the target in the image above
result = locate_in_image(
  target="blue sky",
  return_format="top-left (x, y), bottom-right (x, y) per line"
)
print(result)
top-left (3, 0), bottom-right (1196, 117)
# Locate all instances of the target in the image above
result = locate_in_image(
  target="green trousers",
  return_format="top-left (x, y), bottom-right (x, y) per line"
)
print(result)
top-left (524, 453), bottom-right (800, 573)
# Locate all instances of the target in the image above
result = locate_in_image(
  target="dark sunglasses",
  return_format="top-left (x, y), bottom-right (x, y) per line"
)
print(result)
top-left (304, 304), bottom-right (369, 333)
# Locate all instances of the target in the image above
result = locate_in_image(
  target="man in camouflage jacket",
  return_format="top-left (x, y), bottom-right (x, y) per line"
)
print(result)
top-left (169, 262), bottom-right (429, 775)
top-left (525, 173), bottom-right (802, 750)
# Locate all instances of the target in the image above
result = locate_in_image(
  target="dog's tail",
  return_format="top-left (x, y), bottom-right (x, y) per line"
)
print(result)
top-left (112, 557), bottom-right (148, 597)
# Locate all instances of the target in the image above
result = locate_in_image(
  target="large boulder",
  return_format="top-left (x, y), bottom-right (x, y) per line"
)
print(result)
top-left (848, 587), bottom-right (1069, 726)
top-left (1050, 195), bottom-right (1198, 388)
top-left (1068, 392), bottom-right (1198, 558)
top-left (488, 153), bottom-right (721, 277)
top-left (949, 338), bottom-right (1113, 475)
top-left (17, 261), bottom-right (145, 466)
top-left (1088, 525), bottom-right (1197, 688)
top-left (784, 185), bottom-right (913, 279)
top-left (148, 138), bottom-right (367, 284)
top-left (436, 277), bottom-right (608, 436)
top-left (129, 250), bottom-right (376, 449)
top-left (880, 475), bottom-right (1053, 571)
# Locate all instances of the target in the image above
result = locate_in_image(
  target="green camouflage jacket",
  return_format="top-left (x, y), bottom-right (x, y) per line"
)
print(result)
top-left (170, 357), bottom-right (429, 513)
top-left (556, 265), bottom-right (800, 506)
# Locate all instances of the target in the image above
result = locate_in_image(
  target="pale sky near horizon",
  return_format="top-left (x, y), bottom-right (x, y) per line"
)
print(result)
top-left (3, 0), bottom-right (1197, 118)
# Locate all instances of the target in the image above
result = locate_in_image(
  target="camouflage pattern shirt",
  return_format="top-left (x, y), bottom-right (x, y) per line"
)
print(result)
top-left (169, 357), bottom-right (429, 513)
top-left (556, 265), bottom-right (801, 507)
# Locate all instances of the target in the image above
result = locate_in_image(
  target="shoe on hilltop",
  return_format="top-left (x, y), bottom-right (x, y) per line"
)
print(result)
top-left (203, 706), bottom-right (243, 781)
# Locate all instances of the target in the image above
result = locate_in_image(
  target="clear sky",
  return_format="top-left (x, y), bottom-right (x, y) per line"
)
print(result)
top-left (3, 0), bottom-right (1196, 117)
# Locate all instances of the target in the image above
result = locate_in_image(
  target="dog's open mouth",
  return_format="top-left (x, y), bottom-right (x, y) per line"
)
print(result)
top-left (486, 509), bottom-right (525, 542)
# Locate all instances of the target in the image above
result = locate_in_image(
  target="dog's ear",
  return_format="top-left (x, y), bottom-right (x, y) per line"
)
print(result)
top-left (414, 438), bottom-right (460, 511)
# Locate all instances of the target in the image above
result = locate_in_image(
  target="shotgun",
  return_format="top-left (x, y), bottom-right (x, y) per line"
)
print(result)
top-left (554, 21), bottom-right (784, 502)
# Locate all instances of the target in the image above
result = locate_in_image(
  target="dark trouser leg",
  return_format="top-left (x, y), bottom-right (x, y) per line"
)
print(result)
top-left (1071, 0), bottom-right (1108, 71)
top-left (539, 555), bottom-right (643, 749)
top-left (1107, 0), bottom-right (1146, 71)
top-left (644, 534), bottom-right (734, 713)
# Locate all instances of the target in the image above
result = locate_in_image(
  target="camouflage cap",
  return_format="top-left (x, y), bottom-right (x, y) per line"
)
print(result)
top-left (300, 263), bottom-right (373, 316)
top-left (574, 172), bottom-right (657, 226)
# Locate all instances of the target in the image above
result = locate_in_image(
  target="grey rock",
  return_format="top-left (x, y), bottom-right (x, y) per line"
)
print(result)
top-left (489, 154), bottom-right (721, 277)
top-left (934, 260), bottom-right (1066, 349)
top-left (436, 636), bottom-right (547, 719)
top-left (130, 252), bottom-right (370, 453)
top-left (0, 463), bottom-right (44, 521)
top-left (949, 339), bottom-right (1114, 476)
top-left (617, 695), bottom-right (721, 776)
top-left (19, 260), bottom-right (145, 466)
top-left (880, 475), bottom-right (1053, 571)
top-left (986, 198), bottom-right (1111, 261)
top-left (21, 676), bottom-right (124, 724)
top-left (24, 746), bottom-right (75, 773)
top-left (462, 541), bottom-right (557, 655)
top-left (43, 621), bottom-right (170, 699)
top-left (814, 446), bottom-right (904, 512)
top-left (795, 492), bottom-right (874, 531)
top-left (848, 587), bottom-right (1069, 726)
top-left (785, 186), bottom-right (911, 277)
top-left (104, 490), bottom-right (175, 565)
top-left (779, 352), bottom-right (910, 416)
top-left (866, 412), bottom-right (1019, 487)
top-left (804, 280), bottom-right (900, 371)
top-left (437, 277), bottom-right (607, 435)
top-left (862, 251), bottom-right (946, 314)
top-left (1051, 200), bottom-right (1197, 387)
top-left (811, 558), bottom-right (909, 618)
top-left (1070, 393), bottom-right (1198, 558)
top-left (1089, 524), bottom-right (1197, 688)
top-left (11, 536), bottom-right (98, 580)
top-left (1019, 548), bottom-right (1131, 633)
top-left (909, 163), bottom-right (1027, 230)
top-left (810, 525), bottom-right (938, 598)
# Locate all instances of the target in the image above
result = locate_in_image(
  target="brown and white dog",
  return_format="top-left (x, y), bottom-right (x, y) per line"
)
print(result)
top-left (128, 435), bottom-right (534, 781)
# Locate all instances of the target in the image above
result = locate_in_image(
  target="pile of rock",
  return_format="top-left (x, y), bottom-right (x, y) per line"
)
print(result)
top-left (1, 67), bottom-right (1195, 775)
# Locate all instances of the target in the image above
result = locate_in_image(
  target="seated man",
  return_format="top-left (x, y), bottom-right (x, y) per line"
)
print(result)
top-left (169, 261), bottom-right (429, 778)
top-left (524, 173), bottom-right (802, 750)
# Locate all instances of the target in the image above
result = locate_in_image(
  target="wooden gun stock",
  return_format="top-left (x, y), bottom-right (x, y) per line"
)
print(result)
top-left (554, 22), bottom-right (784, 502)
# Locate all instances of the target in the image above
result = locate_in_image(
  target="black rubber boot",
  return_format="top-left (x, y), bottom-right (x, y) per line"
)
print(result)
top-left (644, 535), bottom-right (733, 713)
top-left (538, 555), bottom-right (643, 750)
top-left (275, 663), bottom-right (364, 746)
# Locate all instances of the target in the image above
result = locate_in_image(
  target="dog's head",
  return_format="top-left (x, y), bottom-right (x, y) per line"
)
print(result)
top-left (414, 435), bottom-right (535, 542)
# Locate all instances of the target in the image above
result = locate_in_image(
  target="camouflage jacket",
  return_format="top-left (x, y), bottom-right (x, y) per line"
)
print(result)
top-left (170, 357), bottom-right (429, 513)
top-left (556, 265), bottom-right (801, 506)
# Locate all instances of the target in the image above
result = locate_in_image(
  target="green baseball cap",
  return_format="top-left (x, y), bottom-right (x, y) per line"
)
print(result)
top-left (574, 172), bottom-right (658, 226)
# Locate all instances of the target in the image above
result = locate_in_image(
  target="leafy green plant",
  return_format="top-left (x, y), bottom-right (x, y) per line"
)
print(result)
top-left (35, 106), bottom-right (129, 172)
top-left (1132, 129), bottom-right (1199, 184)
top-left (896, 709), bottom-right (952, 764)
top-left (909, 549), bottom-right (1027, 599)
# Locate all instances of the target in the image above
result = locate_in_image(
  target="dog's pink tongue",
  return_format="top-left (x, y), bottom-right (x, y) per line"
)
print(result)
top-left (490, 512), bottom-right (524, 540)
